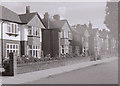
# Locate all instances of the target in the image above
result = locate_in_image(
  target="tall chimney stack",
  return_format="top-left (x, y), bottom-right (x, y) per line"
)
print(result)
top-left (26, 6), bottom-right (30, 14)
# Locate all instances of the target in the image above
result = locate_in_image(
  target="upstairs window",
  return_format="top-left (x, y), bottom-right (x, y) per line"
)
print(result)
top-left (28, 26), bottom-right (40, 37)
top-left (7, 23), bottom-right (19, 34)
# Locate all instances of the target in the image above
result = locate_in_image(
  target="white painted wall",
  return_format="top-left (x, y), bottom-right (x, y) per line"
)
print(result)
top-left (20, 25), bottom-right (28, 41)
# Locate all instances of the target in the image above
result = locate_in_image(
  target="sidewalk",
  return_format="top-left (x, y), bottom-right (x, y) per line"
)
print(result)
top-left (1, 57), bottom-right (118, 84)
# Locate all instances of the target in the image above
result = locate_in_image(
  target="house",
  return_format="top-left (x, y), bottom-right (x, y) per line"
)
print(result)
top-left (74, 24), bottom-right (90, 56)
top-left (74, 21), bottom-right (101, 59)
top-left (0, 5), bottom-right (45, 67)
top-left (18, 6), bottom-right (45, 58)
top-left (42, 13), bottom-right (72, 57)
top-left (42, 29), bottom-right (60, 58)
top-left (0, 5), bottom-right (22, 65)
top-left (88, 28), bottom-right (101, 59)
top-left (99, 29), bottom-right (116, 56)
top-left (71, 26), bottom-right (81, 56)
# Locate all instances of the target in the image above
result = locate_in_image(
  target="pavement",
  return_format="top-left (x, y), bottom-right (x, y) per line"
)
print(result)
top-left (1, 56), bottom-right (118, 84)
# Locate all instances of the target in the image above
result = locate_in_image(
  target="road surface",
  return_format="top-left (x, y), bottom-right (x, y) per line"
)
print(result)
top-left (25, 59), bottom-right (118, 84)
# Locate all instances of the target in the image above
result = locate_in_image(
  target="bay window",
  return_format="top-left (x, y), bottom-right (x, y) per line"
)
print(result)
top-left (7, 23), bottom-right (19, 34)
top-left (28, 26), bottom-right (40, 37)
top-left (28, 45), bottom-right (41, 58)
top-left (6, 43), bottom-right (19, 57)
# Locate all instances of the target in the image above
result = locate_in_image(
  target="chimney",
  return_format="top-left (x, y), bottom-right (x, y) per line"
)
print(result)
top-left (44, 12), bottom-right (49, 19)
top-left (53, 14), bottom-right (60, 20)
top-left (26, 6), bottom-right (30, 14)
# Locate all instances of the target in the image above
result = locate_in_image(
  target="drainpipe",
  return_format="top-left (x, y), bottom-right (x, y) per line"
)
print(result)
top-left (1, 21), bottom-right (4, 65)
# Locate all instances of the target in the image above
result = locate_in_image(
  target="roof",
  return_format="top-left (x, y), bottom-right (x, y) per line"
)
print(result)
top-left (45, 19), bottom-right (71, 31)
top-left (19, 12), bottom-right (37, 24)
top-left (88, 28), bottom-right (98, 36)
top-left (0, 5), bottom-right (21, 23)
top-left (99, 29), bottom-right (110, 39)
top-left (75, 24), bottom-right (87, 36)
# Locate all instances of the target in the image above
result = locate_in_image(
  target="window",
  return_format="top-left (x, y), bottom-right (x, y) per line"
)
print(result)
top-left (28, 26), bottom-right (40, 37)
top-left (6, 44), bottom-right (19, 57)
top-left (7, 23), bottom-right (19, 34)
top-left (28, 45), bottom-right (41, 58)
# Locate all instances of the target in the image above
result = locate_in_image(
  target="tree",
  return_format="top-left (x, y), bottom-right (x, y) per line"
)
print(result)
top-left (104, 1), bottom-right (118, 40)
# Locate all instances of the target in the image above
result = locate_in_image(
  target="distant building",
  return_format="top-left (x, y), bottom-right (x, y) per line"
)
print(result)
top-left (42, 13), bottom-right (72, 57)
top-left (71, 26), bottom-right (81, 56)
top-left (74, 21), bottom-right (101, 59)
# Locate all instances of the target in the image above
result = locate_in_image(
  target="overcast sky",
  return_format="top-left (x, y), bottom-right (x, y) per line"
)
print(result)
top-left (2, 2), bottom-right (107, 29)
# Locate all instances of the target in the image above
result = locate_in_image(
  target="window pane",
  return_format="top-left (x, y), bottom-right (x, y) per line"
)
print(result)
top-left (16, 50), bottom-right (18, 54)
top-left (10, 50), bottom-right (12, 53)
top-left (33, 45), bottom-right (35, 49)
top-left (62, 49), bottom-right (64, 54)
top-left (13, 45), bottom-right (15, 49)
top-left (10, 45), bottom-right (12, 49)
top-left (15, 24), bottom-right (17, 33)
top-left (29, 50), bottom-right (32, 56)
top-left (7, 50), bottom-right (9, 57)
top-left (16, 45), bottom-right (18, 49)
top-left (38, 28), bottom-right (39, 36)
top-left (7, 45), bottom-right (9, 48)
top-left (36, 51), bottom-right (37, 57)
top-left (36, 28), bottom-right (38, 36)
top-left (12, 24), bottom-right (14, 33)
top-left (13, 50), bottom-right (15, 53)
top-left (33, 50), bottom-right (35, 56)
top-left (29, 45), bottom-right (32, 49)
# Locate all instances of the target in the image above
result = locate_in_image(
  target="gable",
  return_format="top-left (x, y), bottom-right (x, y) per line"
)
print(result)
top-left (62, 22), bottom-right (71, 32)
top-left (84, 29), bottom-right (90, 37)
top-left (27, 15), bottom-right (45, 28)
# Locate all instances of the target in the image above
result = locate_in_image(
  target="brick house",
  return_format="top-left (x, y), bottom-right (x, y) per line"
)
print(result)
top-left (42, 13), bottom-right (72, 57)
top-left (74, 21), bottom-right (101, 58)
top-left (0, 5), bottom-right (22, 65)
top-left (74, 24), bottom-right (90, 56)
top-left (19, 6), bottom-right (45, 58)
top-left (71, 26), bottom-right (81, 56)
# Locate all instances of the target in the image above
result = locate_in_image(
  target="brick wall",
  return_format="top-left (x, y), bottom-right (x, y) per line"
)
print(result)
top-left (42, 29), bottom-right (59, 58)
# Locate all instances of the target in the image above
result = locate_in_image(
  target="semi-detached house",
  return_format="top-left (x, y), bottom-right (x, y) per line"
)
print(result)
top-left (19, 6), bottom-right (45, 58)
top-left (0, 5), bottom-right (21, 65)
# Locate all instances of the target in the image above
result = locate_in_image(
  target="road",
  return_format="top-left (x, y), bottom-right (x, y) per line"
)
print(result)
top-left (25, 59), bottom-right (118, 84)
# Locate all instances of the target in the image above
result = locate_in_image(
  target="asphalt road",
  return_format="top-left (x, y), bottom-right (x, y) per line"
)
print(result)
top-left (26, 59), bottom-right (118, 84)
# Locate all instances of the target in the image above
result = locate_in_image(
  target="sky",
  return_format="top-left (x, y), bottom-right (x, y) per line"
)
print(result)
top-left (2, 2), bottom-right (108, 30)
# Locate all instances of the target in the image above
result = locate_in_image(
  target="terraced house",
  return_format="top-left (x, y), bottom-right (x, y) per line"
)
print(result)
top-left (0, 6), bottom-right (45, 65)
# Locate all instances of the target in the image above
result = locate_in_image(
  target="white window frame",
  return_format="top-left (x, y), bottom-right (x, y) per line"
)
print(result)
top-left (7, 23), bottom-right (19, 34)
top-left (6, 43), bottom-right (19, 57)
top-left (28, 45), bottom-right (41, 58)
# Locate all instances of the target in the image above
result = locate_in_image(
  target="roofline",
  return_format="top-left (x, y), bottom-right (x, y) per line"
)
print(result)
top-left (0, 19), bottom-right (22, 24)
top-left (36, 13), bottom-right (46, 29)
top-left (61, 19), bottom-right (72, 31)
